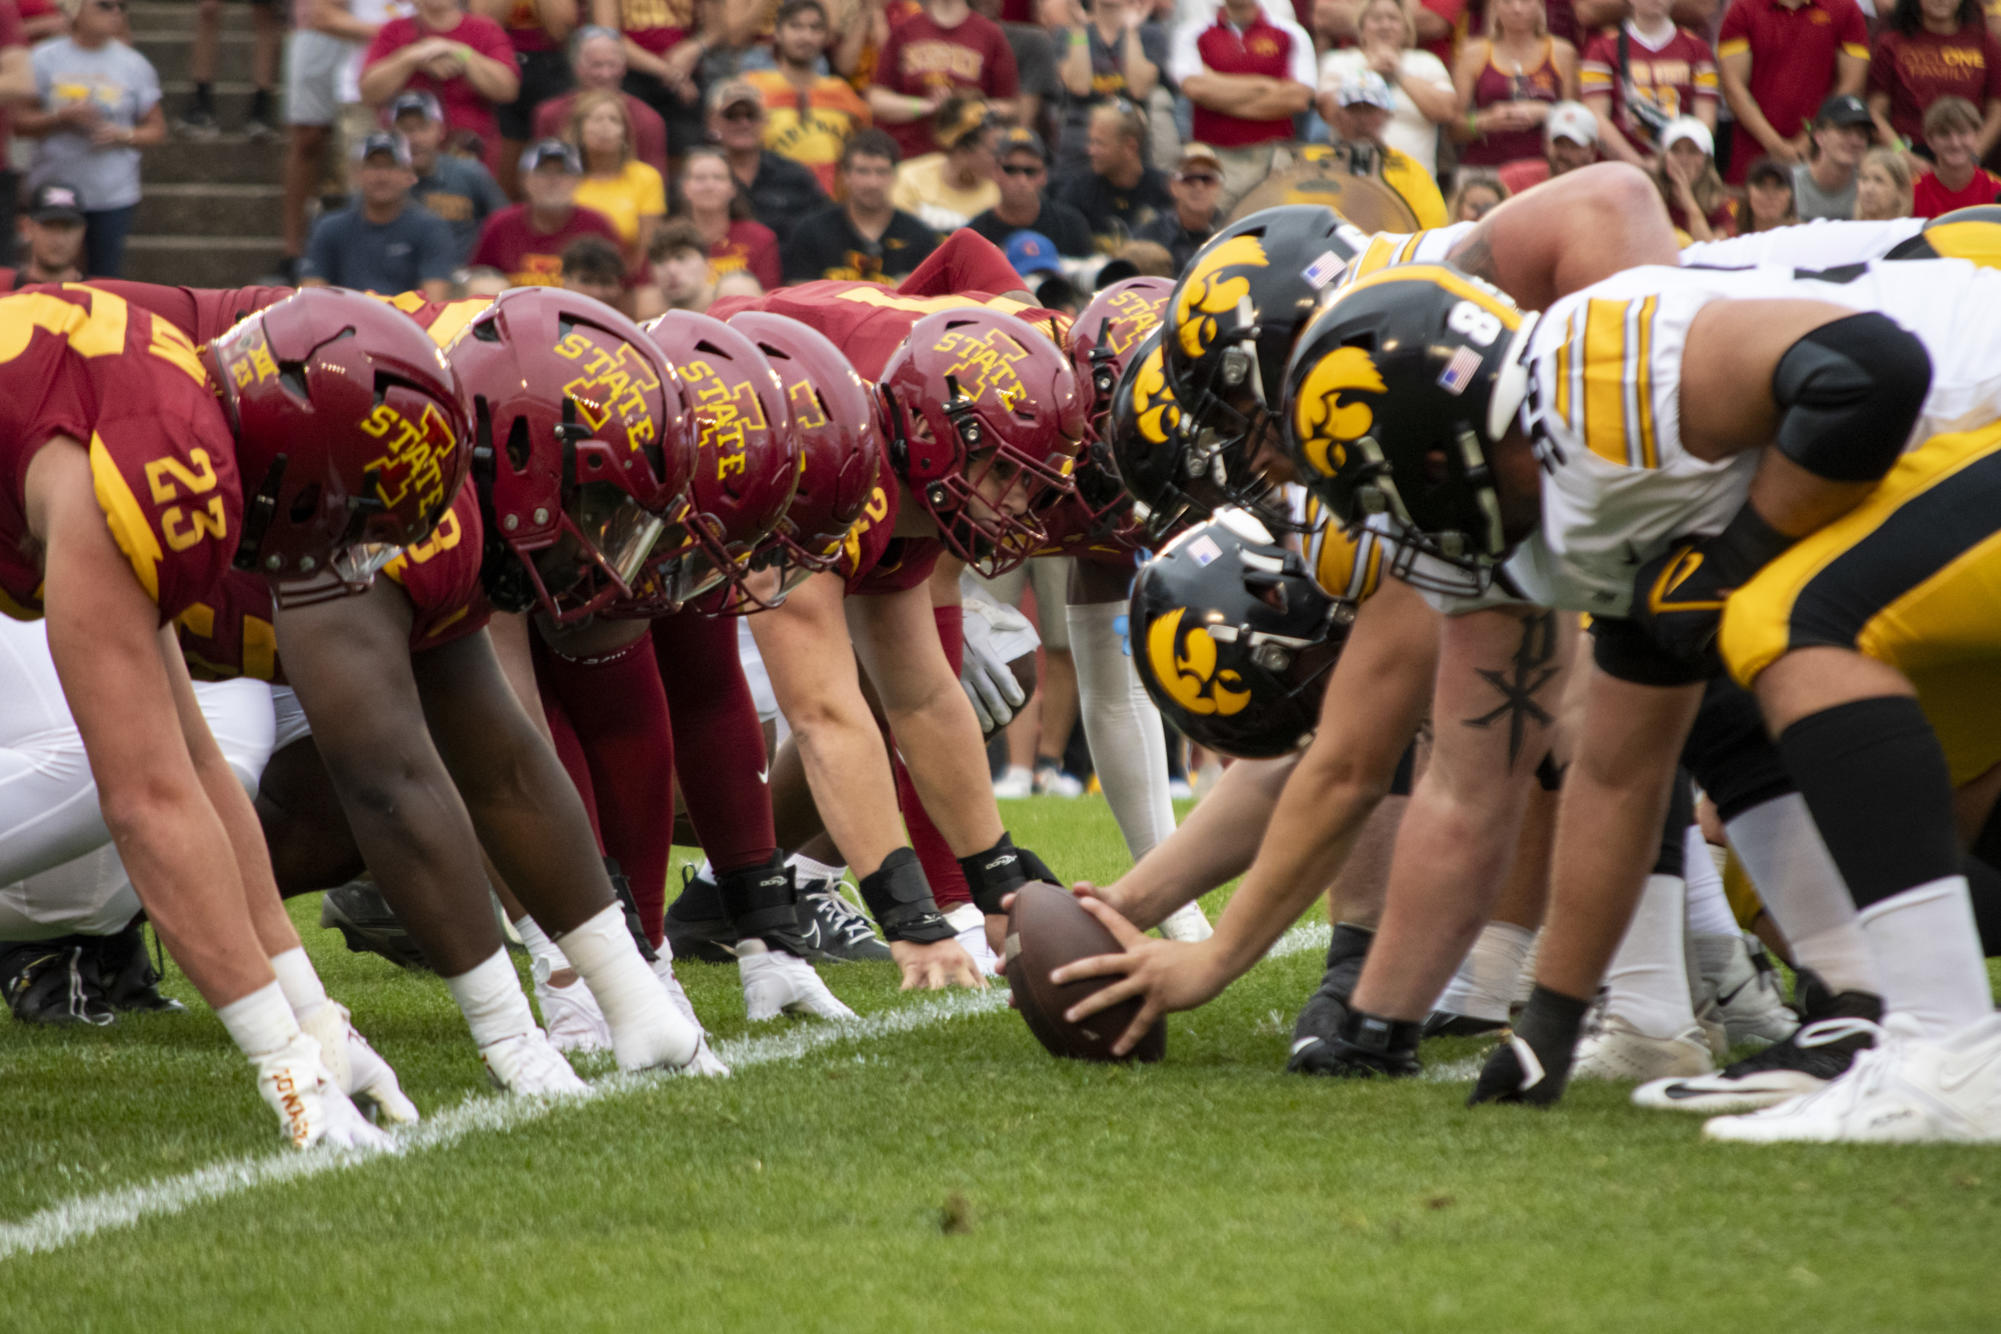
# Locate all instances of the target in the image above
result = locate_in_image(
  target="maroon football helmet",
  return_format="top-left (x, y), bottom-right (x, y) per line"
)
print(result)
top-left (635, 311), bottom-right (799, 609)
top-left (1055, 277), bottom-right (1173, 551)
top-left (726, 310), bottom-right (882, 605)
top-left (451, 287), bottom-right (694, 624)
top-left (878, 307), bottom-right (1086, 577)
top-left (206, 287), bottom-right (471, 606)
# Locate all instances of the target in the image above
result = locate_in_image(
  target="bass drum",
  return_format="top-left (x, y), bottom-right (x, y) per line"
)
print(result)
top-left (1226, 152), bottom-right (1420, 233)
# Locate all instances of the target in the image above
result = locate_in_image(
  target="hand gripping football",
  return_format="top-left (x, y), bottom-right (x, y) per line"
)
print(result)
top-left (1005, 883), bottom-right (1165, 1063)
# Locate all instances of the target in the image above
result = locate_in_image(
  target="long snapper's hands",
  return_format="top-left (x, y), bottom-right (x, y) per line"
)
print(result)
top-left (1045, 895), bottom-right (1231, 1058)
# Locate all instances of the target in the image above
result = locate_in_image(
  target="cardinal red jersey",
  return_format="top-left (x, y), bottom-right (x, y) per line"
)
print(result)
top-left (0, 286), bottom-right (240, 623)
top-left (836, 439), bottom-right (941, 595)
top-left (67, 281), bottom-right (492, 349)
top-left (179, 483), bottom-right (490, 680)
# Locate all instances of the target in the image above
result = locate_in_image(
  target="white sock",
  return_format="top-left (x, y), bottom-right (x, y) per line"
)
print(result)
top-left (269, 947), bottom-right (329, 1024)
top-left (217, 980), bottom-right (303, 1059)
top-left (1683, 826), bottom-right (1739, 937)
top-left (444, 947), bottom-right (538, 1049)
top-left (556, 903), bottom-right (689, 1066)
top-left (1603, 873), bottom-right (1699, 1038)
top-left (1066, 600), bottom-right (1175, 859)
top-left (1726, 795), bottom-right (1882, 996)
top-left (1431, 920), bottom-right (1532, 1023)
top-left (512, 913), bottom-right (570, 979)
top-left (787, 853), bottom-right (847, 889)
top-left (694, 857), bottom-right (715, 882)
top-left (1858, 876), bottom-right (1993, 1036)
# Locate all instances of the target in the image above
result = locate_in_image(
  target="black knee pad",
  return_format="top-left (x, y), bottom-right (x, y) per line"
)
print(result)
top-left (1772, 313), bottom-right (1931, 484)
top-left (1681, 679), bottom-right (1792, 823)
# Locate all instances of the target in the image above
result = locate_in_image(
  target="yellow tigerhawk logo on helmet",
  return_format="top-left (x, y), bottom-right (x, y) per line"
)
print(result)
top-left (1132, 344), bottom-right (1181, 446)
top-left (1292, 346), bottom-right (1385, 479)
top-left (1173, 235), bottom-right (1268, 362)
top-left (1146, 606), bottom-right (1250, 717)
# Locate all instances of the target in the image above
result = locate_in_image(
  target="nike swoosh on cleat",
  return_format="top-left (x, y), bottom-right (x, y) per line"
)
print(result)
top-left (1291, 1037), bottom-right (1322, 1056)
top-left (1661, 1078), bottom-right (1799, 1100)
top-left (1935, 1051), bottom-right (2001, 1095)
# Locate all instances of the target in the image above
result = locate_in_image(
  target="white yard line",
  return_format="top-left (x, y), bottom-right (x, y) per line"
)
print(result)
top-left (0, 924), bottom-right (1332, 1264)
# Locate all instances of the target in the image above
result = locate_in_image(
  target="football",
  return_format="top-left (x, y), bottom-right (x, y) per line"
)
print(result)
top-left (1004, 882), bottom-right (1166, 1063)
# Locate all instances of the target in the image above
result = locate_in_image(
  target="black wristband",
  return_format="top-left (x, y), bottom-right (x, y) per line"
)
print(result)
top-left (719, 855), bottom-right (809, 954)
top-left (960, 832), bottom-right (1038, 917)
top-left (858, 848), bottom-right (955, 944)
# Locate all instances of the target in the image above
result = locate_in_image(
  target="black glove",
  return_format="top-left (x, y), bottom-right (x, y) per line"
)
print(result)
top-left (959, 832), bottom-right (1057, 917)
top-left (1628, 506), bottom-right (1793, 678)
top-left (1467, 986), bottom-right (1591, 1106)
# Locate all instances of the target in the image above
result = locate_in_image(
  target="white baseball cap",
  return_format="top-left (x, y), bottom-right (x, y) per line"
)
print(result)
top-left (1337, 71), bottom-right (1395, 111)
top-left (1545, 101), bottom-right (1597, 147)
top-left (1659, 115), bottom-right (1715, 159)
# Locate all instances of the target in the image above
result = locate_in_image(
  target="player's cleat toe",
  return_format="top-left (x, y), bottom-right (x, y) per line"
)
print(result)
top-left (82, 918), bottom-right (184, 1013)
top-left (319, 880), bottom-right (431, 971)
top-left (1695, 932), bottom-right (1797, 1050)
top-left (1, 941), bottom-right (116, 1027)
top-left (1421, 1010), bottom-right (1508, 1039)
top-left (1571, 1014), bottom-right (1715, 1083)
top-left (741, 949), bottom-right (856, 1022)
top-left (1285, 924), bottom-right (1372, 1073)
top-left (1702, 1013), bottom-right (2001, 1144)
top-left (1157, 901), bottom-right (1214, 942)
top-left (800, 885), bottom-right (894, 962)
top-left (1636, 987), bottom-right (1882, 1113)
top-left (480, 1029), bottom-right (588, 1095)
top-left (532, 956), bottom-right (612, 1053)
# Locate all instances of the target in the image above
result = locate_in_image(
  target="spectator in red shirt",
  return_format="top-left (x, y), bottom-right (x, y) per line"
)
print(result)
top-left (360, 0), bottom-right (521, 174)
top-left (491, 0), bottom-right (579, 199)
top-left (469, 138), bottom-right (624, 285)
top-left (1913, 95), bottom-right (2001, 212)
top-left (1170, 0), bottom-right (1317, 209)
top-left (673, 144), bottom-right (781, 290)
top-left (1579, 0), bottom-right (1719, 164)
top-left (1453, 0), bottom-right (1579, 171)
top-left (866, 0), bottom-right (1021, 162)
top-left (1716, 0), bottom-right (1868, 183)
top-left (533, 26), bottom-right (669, 179)
top-left (1868, 0), bottom-right (2001, 158)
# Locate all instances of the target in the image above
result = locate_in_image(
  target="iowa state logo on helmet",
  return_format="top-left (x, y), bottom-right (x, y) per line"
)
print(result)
top-left (359, 398), bottom-right (460, 520)
top-left (1173, 235), bottom-right (1268, 362)
top-left (1145, 606), bottom-right (1250, 717)
top-left (1292, 346), bottom-right (1385, 480)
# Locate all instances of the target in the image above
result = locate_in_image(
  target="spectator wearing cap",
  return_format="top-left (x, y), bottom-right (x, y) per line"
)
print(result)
top-left (606, 0), bottom-right (774, 160)
top-left (17, 0), bottom-right (162, 278)
top-left (1868, 0), bottom-right (2001, 160)
top-left (744, 0), bottom-right (874, 193)
top-left (1716, 0), bottom-right (1866, 183)
top-left (359, 0), bottom-right (519, 176)
top-left (783, 126), bottom-right (940, 282)
top-left (1050, 0), bottom-right (1166, 176)
top-left (1170, 0), bottom-right (1315, 211)
top-left (490, 0), bottom-right (576, 198)
top-left (1315, 0), bottom-right (1453, 180)
top-left (567, 88), bottom-right (666, 263)
top-left (560, 233), bottom-right (631, 308)
top-left (396, 91), bottom-right (506, 265)
top-left (1653, 115), bottom-right (1734, 240)
top-left (1496, 97), bottom-right (1597, 192)
top-left (1004, 228), bottom-right (1063, 286)
top-left (1578, 0), bottom-right (1717, 166)
top-left (533, 27), bottom-right (669, 179)
top-left (1792, 92), bottom-right (1871, 219)
top-left (892, 97), bottom-right (1002, 230)
top-left (636, 216), bottom-right (764, 315)
top-left (2, 181), bottom-right (86, 286)
top-left (708, 77), bottom-right (830, 247)
top-left (1739, 155), bottom-right (1795, 231)
top-left (967, 125), bottom-right (1095, 255)
top-left (1131, 141), bottom-right (1220, 269)
top-left (1326, 70), bottom-right (1447, 225)
top-left (867, 0), bottom-right (1020, 163)
top-left (1912, 96), bottom-right (2001, 215)
top-left (673, 144), bottom-right (781, 289)
top-left (470, 138), bottom-right (624, 285)
top-left (303, 132), bottom-right (456, 298)
top-left (1051, 101), bottom-right (1170, 250)
top-left (1452, 0), bottom-right (1577, 173)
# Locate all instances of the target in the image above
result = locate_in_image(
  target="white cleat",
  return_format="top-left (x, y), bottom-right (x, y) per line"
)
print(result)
top-left (1703, 1014), bottom-right (2001, 1144)
top-left (943, 903), bottom-right (1001, 976)
top-left (1695, 932), bottom-right (1797, 1051)
top-left (1156, 901), bottom-right (1213, 942)
top-left (533, 956), bottom-right (612, 1054)
top-left (254, 1034), bottom-right (395, 1152)
top-left (741, 949), bottom-right (856, 1022)
top-left (1571, 1013), bottom-right (1715, 1083)
top-left (480, 1028), bottom-right (588, 1096)
top-left (299, 1000), bottom-right (419, 1125)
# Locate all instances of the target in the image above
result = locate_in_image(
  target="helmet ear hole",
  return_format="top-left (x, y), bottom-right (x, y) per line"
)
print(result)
top-left (288, 483), bottom-right (321, 524)
top-left (278, 364), bottom-right (311, 403)
top-left (504, 414), bottom-right (533, 472)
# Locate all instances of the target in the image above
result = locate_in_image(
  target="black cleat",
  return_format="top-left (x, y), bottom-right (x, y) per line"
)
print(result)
top-left (82, 918), bottom-right (184, 1014)
top-left (1633, 983), bottom-right (1883, 1113)
top-left (1296, 1009), bottom-right (1422, 1078)
top-left (319, 880), bottom-right (432, 971)
top-left (1285, 923), bottom-right (1376, 1073)
top-left (1421, 1010), bottom-right (1508, 1039)
top-left (1, 940), bottom-right (115, 1026)
top-left (664, 867), bottom-right (740, 963)
top-left (799, 883), bottom-right (893, 962)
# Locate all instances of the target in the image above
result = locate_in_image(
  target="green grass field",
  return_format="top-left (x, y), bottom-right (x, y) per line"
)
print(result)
top-left (2, 796), bottom-right (1996, 1331)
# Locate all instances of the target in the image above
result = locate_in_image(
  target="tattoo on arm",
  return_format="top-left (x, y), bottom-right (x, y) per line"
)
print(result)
top-left (1462, 610), bottom-right (1560, 769)
top-left (1447, 228), bottom-right (1498, 286)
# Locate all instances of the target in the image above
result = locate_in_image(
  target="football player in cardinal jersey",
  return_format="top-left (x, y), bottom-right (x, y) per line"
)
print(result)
top-left (0, 285), bottom-right (462, 1149)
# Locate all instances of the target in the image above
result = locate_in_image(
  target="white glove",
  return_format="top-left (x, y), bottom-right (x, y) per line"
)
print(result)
top-left (253, 1033), bottom-right (396, 1152)
top-left (300, 1000), bottom-right (420, 1125)
top-left (649, 952), bottom-right (733, 1076)
top-left (741, 949), bottom-right (857, 1022)
top-left (959, 589), bottom-right (1034, 732)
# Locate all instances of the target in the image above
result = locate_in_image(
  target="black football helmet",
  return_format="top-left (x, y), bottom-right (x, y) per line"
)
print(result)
top-left (1280, 263), bottom-right (1536, 585)
top-left (1161, 206), bottom-right (1369, 518)
top-left (1884, 205), bottom-right (2001, 265)
top-left (1129, 508), bottom-right (1351, 760)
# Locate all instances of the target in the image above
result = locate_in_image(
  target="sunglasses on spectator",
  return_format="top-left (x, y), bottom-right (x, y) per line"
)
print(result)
top-left (721, 105), bottom-right (762, 121)
top-left (1178, 172), bottom-right (1221, 185)
top-left (1000, 163), bottom-right (1045, 176)
top-left (93, 1), bottom-right (127, 10)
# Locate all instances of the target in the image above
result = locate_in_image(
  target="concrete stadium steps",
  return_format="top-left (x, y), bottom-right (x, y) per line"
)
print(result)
top-left (130, 28), bottom-right (264, 87)
top-left (124, 234), bottom-right (286, 286)
top-left (137, 182), bottom-right (284, 238)
top-left (146, 132), bottom-right (286, 186)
